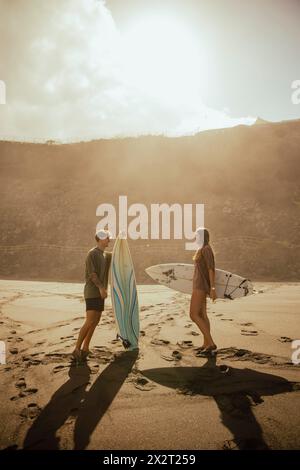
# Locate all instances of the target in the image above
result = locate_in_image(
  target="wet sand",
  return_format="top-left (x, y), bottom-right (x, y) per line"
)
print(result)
top-left (0, 280), bottom-right (299, 450)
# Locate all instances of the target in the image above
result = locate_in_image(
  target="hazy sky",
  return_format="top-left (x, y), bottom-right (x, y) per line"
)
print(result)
top-left (0, 0), bottom-right (299, 142)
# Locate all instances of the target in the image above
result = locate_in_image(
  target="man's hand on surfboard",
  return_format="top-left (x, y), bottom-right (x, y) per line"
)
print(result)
top-left (100, 287), bottom-right (108, 299)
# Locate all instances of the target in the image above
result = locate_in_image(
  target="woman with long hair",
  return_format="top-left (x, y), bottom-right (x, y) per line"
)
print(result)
top-left (190, 227), bottom-right (217, 355)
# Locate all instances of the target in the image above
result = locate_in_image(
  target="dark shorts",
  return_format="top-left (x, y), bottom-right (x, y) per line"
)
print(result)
top-left (85, 297), bottom-right (104, 312)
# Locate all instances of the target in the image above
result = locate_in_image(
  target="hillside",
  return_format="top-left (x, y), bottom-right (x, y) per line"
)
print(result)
top-left (0, 119), bottom-right (299, 283)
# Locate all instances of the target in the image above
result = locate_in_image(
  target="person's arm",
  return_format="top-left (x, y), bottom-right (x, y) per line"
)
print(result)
top-left (103, 252), bottom-right (112, 289)
top-left (208, 269), bottom-right (217, 301)
top-left (203, 246), bottom-right (217, 301)
top-left (90, 273), bottom-right (107, 299)
top-left (86, 253), bottom-right (107, 299)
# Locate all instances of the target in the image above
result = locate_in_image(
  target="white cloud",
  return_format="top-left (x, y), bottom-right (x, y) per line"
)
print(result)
top-left (0, 0), bottom-right (255, 142)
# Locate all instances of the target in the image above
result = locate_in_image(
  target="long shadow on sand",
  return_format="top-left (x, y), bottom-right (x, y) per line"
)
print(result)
top-left (73, 350), bottom-right (138, 449)
top-left (23, 362), bottom-right (91, 449)
top-left (142, 358), bottom-right (295, 450)
top-left (23, 350), bottom-right (138, 450)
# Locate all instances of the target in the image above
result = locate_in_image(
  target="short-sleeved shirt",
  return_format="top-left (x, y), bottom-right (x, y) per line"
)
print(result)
top-left (193, 244), bottom-right (215, 294)
top-left (84, 247), bottom-right (109, 299)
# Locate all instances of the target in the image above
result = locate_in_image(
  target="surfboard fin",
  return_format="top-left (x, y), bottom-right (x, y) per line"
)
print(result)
top-left (116, 334), bottom-right (131, 349)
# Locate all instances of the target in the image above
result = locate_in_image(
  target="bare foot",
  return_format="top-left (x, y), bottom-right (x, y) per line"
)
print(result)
top-left (81, 349), bottom-right (90, 361)
top-left (72, 348), bottom-right (81, 360)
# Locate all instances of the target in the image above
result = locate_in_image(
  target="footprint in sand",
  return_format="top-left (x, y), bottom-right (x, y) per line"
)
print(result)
top-left (189, 331), bottom-right (199, 336)
top-left (11, 388), bottom-right (38, 401)
top-left (9, 347), bottom-right (19, 355)
top-left (45, 352), bottom-right (68, 358)
top-left (151, 339), bottom-right (170, 346)
top-left (221, 318), bottom-right (234, 321)
top-left (27, 359), bottom-right (42, 366)
top-left (241, 322), bottom-right (254, 327)
top-left (215, 314), bottom-right (223, 317)
top-left (133, 377), bottom-right (155, 391)
top-left (241, 329), bottom-right (258, 336)
top-left (53, 365), bottom-right (66, 373)
top-left (20, 388), bottom-right (38, 397)
top-left (161, 355), bottom-right (174, 362)
top-left (278, 336), bottom-right (293, 343)
top-left (171, 350), bottom-right (182, 360)
top-left (177, 340), bottom-right (193, 349)
top-left (20, 403), bottom-right (41, 420)
top-left (218, 347), bottom-right (274, 364)
top-left (161, 351), bottom-right (182, 362)
top-left (10, 396), bottom-right (19, 401)
top-left (140, 306), bottom-right (149, 311)
top-left (111, 339), bottom-right (120, 344)
top-left (15, 379), bottom-right (26, 389)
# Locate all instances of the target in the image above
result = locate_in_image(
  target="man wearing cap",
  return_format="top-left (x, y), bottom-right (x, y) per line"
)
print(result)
top-left (72, 229), bottom-right (112, 361)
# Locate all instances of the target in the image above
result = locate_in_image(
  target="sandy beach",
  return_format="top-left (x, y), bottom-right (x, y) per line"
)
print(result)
top-left (0, 279), bottom-right (299, 450)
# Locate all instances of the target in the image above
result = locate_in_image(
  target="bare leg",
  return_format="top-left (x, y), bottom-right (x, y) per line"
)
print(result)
top-left (202, 308), bottom-right (211, 338)
top-left (74, 310), bottom-right (101, 352)
top-left (189, 290), bottom-right (215, 347)
top-left (82, 311), bottom-right (101, 352)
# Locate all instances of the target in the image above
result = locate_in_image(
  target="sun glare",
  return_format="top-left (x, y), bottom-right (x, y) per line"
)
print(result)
top-left (122, 16), bottom-right (206, 105)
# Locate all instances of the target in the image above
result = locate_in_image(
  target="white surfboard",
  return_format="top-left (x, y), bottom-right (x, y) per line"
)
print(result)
top-left (110, 235), bottom-right (140, 350)
top-left (145, 263), bottom-right (253, 300)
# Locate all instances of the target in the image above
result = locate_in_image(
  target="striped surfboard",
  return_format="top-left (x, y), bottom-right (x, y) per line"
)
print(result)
top-left (110, 234), bottom-right (140, 350)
